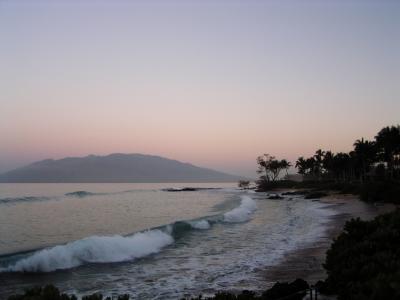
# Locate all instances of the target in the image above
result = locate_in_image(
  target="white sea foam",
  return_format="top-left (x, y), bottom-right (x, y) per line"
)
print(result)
top-left (223, 195), bottom-right (257, 223)
top-left (189, 220), bottom-right (210, 230)
top-left (2, 230), bottom-right (173, 272)
top-left (246, 189), bottom-right (256, 194)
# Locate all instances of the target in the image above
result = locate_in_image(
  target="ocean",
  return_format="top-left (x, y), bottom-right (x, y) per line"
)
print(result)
top-left (0, 183), bottom-right (336, 299)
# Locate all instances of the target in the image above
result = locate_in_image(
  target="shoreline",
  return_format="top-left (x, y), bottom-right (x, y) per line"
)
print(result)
top-left (262, 193), bottom-right (396, 288)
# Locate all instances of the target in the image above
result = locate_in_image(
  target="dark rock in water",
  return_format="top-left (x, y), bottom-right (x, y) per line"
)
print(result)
top-left (281, 190), bottom-right (310, 196)
top-left (65, 191), bottom-right (95, 197)
top-left (163, 187), bottom-right (198, 192)
top-left (179, 187), bottom-right (198, 191)
top-left (163, 187), bottom-right (222, 192)
top-left (268, 194), bottom-right (284, 200)
top-left (304, 192), bottom-right (328, 199)
top-left (262, 278), bottom-right (309, 300)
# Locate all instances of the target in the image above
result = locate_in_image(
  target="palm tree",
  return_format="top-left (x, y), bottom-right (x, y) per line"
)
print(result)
top-left (307, 157), bottom-right (316, 176)
top-left (322, 151), bottom-right (335, 179)
top-left (280, 159), bottom-right (292, 177)
top-left (375, 126), bottom-right (400, 179)
top-left (295, 157), bottom-right (307, 175)
top-left (353, 138), bottom-right (377, 182)
top-left (314, 149), bottom-right (325, 180)
top-left (332, 152), bottom-right (351, 182)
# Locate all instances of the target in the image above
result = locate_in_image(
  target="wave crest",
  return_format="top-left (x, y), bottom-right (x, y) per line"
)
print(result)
top-left (189, 220), bottom-right (211, 230)
top-left (0, 196), bottom-right (49, 205)
top-left (223, 196), bottom-right (257, 223)
top-left (1, 194), bottom-right (256, 272)
top-left (65, 191), bottom-right (97, 197)
top-left (1, 230), bottom-right (173, 273)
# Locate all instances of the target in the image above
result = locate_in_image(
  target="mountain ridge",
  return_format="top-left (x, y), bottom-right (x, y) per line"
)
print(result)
top-left (0, 153), bottom-right (244, 183)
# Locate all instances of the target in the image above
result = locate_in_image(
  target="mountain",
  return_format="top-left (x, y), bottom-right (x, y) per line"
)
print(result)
top-left (0, 153), bottom-right (243, 183)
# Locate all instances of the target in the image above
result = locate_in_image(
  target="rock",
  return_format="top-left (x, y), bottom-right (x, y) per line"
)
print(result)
top-left (262, 278), bottom-right (309, 299)
top-left (304, 192), bottom-right (328, 199)
top-left (268, 194), bottom-right (284, 200)
top-left (164, 187), bottom-right (198, 192)
top-left (281, 190), bottom-right (310, 196)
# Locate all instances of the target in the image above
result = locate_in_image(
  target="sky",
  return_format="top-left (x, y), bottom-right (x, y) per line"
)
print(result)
top-left (0, 0), bottom-right (399, 177)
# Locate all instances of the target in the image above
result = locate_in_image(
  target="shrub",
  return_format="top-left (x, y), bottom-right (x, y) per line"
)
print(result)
top-left (7, 285), bottom-right (129, 300)
top-left (321, 210), bottom-right (400, 299)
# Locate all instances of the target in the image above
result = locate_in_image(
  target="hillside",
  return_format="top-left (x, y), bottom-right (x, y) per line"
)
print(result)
top-left (0, 153), bottom-right (242, 183)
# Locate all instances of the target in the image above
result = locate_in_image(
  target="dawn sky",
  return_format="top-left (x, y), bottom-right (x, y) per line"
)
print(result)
top-left (1, 0), bottom-right (399, 177)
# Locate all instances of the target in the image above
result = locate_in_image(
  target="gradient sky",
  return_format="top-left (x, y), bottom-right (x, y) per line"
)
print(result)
top-left (1, 0), bottom-right (399, 177)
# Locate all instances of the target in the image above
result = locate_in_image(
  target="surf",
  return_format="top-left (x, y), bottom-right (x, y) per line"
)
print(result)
top-left (1, 230), bottom-right (174, 273)
top-left (0, 195), bottom-right (257, 273)
top-left (223, 195), bottom-right (257, 223)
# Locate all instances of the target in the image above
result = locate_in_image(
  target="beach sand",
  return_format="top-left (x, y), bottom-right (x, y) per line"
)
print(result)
top-left (263, 193), bottom-right (396, 288)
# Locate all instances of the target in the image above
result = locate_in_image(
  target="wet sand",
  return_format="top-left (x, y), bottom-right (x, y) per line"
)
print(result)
top-left (263, 194), bottom-right (396, 287)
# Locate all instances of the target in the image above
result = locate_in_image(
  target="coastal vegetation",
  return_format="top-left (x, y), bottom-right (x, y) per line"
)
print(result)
top-left (318, 209), bottom-right (400, 300)
top-left (256, 125), bottom-right (400, 203)
top-left (295, 126), bottom-right (399, 183)
top-left (256, 154), bottom-right (291, 191)
top-left (238, 180), bottom-right (251, 189)
top-left (7, 285), bottom-right (129, 300)
top-left (7, 279), bottom-right (309, 300)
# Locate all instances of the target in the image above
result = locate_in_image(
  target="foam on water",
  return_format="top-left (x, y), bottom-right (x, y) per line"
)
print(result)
top-left (0, 186), bottom-right (348, 299)
top-left (223, 195), bottom-right (257, 223)
top-left (1, 230), bottom-right (173, 272)
top-left (0, 195), bottom-right (256, 273)
top-left (189, 220), bottom-right (211, 230)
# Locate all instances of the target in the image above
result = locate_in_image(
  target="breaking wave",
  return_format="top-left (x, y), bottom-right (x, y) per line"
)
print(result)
top-left (64, 191), bottom-right (99, 197)
top-left (0, 195), bottom-right (256, 273)
top-left (223, 195), bottom-right (257, 223)
top-left (189, 220), bottom-right (211, 230)
top-left (64, 190), bottom-right (145, 198)
top-left (0, 196), bottom-right (50, 205)
top-left (1, 230), bottom-right (173, 272)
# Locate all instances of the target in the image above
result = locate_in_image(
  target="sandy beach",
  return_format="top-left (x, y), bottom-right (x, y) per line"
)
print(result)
top-left (263, 193), bottom-right (396, 287)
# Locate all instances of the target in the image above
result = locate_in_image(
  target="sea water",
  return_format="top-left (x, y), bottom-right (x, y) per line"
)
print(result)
top-left (0, 183), bottom-right (336, 299)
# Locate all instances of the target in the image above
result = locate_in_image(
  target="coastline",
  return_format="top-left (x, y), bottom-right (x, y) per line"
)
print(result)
top-left (263, 193), bottom-right (396, 287)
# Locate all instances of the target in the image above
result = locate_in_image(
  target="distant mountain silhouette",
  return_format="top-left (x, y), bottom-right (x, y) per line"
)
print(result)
top-left (0, 153), bottom-right (243, 183)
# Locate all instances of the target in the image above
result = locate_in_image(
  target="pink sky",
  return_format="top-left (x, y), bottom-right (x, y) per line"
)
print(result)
top-left (1, 1), bottom-right (399, 177)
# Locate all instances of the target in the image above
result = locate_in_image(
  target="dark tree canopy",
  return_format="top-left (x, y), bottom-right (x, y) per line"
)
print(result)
top-left (238, 180), bottom-right (251, 189)
top-left (295, 125), bottom-right (400, 183)
top-left (257, 154), bottom-right (291, 182)
top-left (256, 154), bottom-right (291, 190)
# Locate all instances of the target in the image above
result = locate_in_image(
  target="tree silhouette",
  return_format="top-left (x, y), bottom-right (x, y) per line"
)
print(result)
top-left (295, 156), bottom-right (308, 175)
top-left (257, 154), bottom-right (291, 184)
top-left (313, 149), bottom-right (325, 180)
top-left (353, 138), bottom-right (376, 182)
top-left (375, 125), bottom-right (400, 179)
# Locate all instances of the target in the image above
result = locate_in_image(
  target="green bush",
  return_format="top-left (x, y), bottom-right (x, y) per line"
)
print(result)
top-left (7, 285), bottom-right (129, 300)
top-left (8, 285), bottom-right (78, 300)
top-left (321, 210), bottom-right (400, 299)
